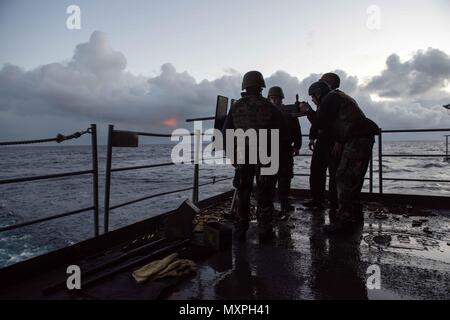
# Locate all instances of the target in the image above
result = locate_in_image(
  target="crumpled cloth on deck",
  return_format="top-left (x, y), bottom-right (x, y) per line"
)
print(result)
top-left (132, 253), bottom-right (197, 284)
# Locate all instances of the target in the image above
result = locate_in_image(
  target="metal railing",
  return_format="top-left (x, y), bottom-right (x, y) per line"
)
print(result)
top-left (103, 125), bottom-right (232, 233)
top-left (0, 124), bottom-right (99, 236)
top-left (445, 135), bottom-right (450, 162)
top-left (294, 128), bottom-right (450, 194)
top-left (1, 123), bottom-right (449, 238)
top-left (107, 93), bottom-right (450, 233)
top-left (376, 128), bottom-right (450, 194)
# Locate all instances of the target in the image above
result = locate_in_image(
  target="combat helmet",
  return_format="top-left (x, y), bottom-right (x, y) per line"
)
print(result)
top-left (321, 72), bottom-right (341, 90)
top-left (242, 71), bottom-right (266, 90)
top-left (267, 86), bottom-right (285, 99)
top-left (308, 81), bottom-right (331, 97)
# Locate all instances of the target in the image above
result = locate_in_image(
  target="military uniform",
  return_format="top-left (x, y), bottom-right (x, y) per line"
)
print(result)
top-left (316, 90), bottom-right (378, 226)
top-left (275, 105), bottom-right (302, 210)
top-left (223, 92), bottom-right (283, 236)
top-left (306, 108), bottom-right (337, 208)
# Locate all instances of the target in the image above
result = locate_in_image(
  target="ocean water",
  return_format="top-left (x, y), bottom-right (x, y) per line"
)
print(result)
top-left (0, 141), bottom-right (449, 268)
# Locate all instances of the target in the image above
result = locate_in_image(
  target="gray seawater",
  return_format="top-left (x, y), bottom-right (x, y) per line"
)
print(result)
top-left (0, 141), bottom-right (449, 268)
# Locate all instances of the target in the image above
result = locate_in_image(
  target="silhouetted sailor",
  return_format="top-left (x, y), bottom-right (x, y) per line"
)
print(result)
top-left (307, 80), bottom-right (379, 233)
top-left (267, 86), bottom-right (302, 213)
top-left (301, 73), bottom-right (341, 211)
top-left (222, 71), bottom-right (283, 241)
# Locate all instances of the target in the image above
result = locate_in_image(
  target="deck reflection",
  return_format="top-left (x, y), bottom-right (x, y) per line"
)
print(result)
top-left (169, 200), bottom-right (450, 300)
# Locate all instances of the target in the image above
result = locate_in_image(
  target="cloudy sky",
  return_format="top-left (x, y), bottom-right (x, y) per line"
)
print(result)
top-left (0, 0), bottom-right (449, 142)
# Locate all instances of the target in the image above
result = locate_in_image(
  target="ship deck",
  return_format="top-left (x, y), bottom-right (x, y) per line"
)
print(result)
top-left (1, 190), bottom-right (449, 300)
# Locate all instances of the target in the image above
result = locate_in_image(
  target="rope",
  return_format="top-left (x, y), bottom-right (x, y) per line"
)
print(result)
top-left (0, 128), bottom-right (92, 146)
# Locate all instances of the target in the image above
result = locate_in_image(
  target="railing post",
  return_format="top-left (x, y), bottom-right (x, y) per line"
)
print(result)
top-left (192, 129), bottom-right (200, 204)
top-left (378, 129), bottom-right (383, 194)
top-left (90, 124), bottom-right (100, 237)
top-left (446, 136), bottom-right (449, 161)
top-left (369, 149), bottom-right (373, 193)
top-left (104, 125), bottom-right (114, 233)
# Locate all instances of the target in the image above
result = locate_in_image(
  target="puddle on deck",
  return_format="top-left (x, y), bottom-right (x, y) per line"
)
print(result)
top-left (169, 197), bottom-right (450, 300)
top-left (363, 232), bottom-right (450, 264)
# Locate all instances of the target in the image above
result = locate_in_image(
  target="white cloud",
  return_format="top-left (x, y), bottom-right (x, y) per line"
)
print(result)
top-left (0, 31), bottom-right (449, 140)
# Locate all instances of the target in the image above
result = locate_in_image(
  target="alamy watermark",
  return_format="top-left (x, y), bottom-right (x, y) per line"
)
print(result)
top-left (366, 264), bottom-right (381, 290)
top-left (66, 264), bottom-right (81, 290)
top-left (66, 5), bottom-right (81, 30)
top-left (366, 5), bottom-right (381, 31)
top-left (170, 121), bottom-right (279, 175)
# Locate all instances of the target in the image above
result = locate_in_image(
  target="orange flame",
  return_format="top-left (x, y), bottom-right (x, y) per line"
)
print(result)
top-left (162, 117), bottom-right (178, 127)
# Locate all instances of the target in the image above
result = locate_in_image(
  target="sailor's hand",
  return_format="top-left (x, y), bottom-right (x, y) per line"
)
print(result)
top-left (331, 142), bottom-right (343, 158)
top-left (308, 139), bottom-right (315, 151)
top-left (299, 102), bottom-right (310, 114)
top-left (292, 147), bottom-right (300, 157)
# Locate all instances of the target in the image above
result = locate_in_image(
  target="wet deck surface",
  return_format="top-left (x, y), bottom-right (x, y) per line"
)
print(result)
top-left (168, 197), bottom-right (450, 300)
top-left (1, 193), bottom-right (449, 300)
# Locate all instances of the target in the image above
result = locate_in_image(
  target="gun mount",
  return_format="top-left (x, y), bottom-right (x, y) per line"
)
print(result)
top-left (185, 95), bottom-right (308, 126)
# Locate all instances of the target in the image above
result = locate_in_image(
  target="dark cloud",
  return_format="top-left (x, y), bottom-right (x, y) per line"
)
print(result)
top-left (146, 63), bottom-right (241, 119)
top-left (0, 31), bottom-right (449, 141)
top-left (0, 31), bottom-right (241, 135)
top-left (365, 48), bottom-right (450, 97)
top-left (265, 70), bottom-right (302, 100)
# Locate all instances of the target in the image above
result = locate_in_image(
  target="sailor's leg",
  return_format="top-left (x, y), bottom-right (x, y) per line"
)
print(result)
top-left (278, 174), bottom-right (291, 208)
top-left (278, 153), bottom-right (294, 211)
top-left (256, 166), bottom-right (276, 237)
top-left (233, 165), bottom-right (255, 237)
top-left (328, 153), bottom-right (340, 211)
top-left (336, 138), bottom-right (373, 226)
top-left (351, 138), bottom-right (374, 224)
top-left (310, 139), bottom-right (328, 204)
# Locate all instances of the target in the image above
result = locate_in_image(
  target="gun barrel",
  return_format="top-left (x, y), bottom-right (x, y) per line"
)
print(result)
top-left (290, 113), bottom-right (307, 118)
top-left (186, 116), bottom-right (215, 122)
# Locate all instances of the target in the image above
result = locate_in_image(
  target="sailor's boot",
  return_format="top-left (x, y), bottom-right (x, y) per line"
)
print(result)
top-left (257, 205), bottom-right (275, 242)
top-left (323, 207), bottom-right (354, 235)
top-left (352, 203), bottom-right (364, 227)
top-left (281, 201), bottom-right (295, 213)
top-left (234, 225), bottom-right (248, 241)
top-left (258, 224), bottom-right (275, 242)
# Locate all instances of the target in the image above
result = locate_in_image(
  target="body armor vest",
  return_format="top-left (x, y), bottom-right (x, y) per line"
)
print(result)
top-left (230, 95), bottom-right (278, 166)
top-left (331, 90), bottom-right (367, 142)
top-left (232, 95), bottom-right (273, 131)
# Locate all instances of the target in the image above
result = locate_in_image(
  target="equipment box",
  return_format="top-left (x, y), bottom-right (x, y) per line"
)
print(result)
top-left (203, 222), bottom-right (232, 251)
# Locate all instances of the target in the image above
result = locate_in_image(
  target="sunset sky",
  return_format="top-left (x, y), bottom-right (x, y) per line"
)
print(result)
top-left (0, 0), bottom-right (449, 141)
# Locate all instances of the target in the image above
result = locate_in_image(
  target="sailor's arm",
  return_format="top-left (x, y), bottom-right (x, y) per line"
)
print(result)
top-left (316, 94), bottom-right (340, 131)
top-left (221, 107), bottom-right (235, 151)
top-left (293, 118), bottom-right (302, 151)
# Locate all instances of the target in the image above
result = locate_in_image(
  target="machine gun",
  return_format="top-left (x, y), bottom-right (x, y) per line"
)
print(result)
top-left (185, 95), bottom-right (309, 216)
top-left (282, 94), bottom-right (310, 117)
top-left (185, 94), bottom-right (309, 126)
